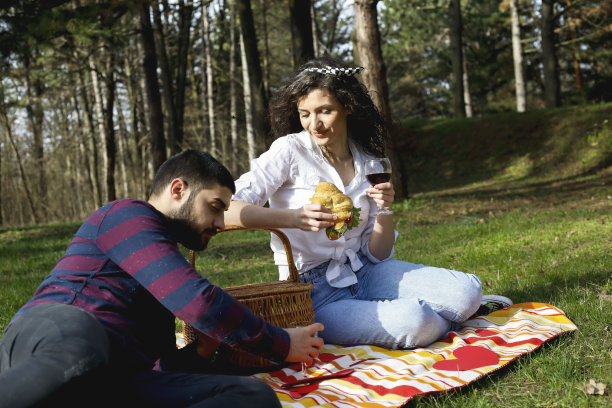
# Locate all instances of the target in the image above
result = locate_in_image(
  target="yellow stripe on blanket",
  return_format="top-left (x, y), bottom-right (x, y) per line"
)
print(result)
top-left (254, 302), bottom-right (577, 408)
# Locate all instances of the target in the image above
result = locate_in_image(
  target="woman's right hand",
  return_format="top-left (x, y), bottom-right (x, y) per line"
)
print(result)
top-left (293, 204), bottom-right (337, 231)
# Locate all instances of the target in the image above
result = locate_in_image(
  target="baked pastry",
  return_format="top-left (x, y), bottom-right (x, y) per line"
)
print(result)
top-left (311, 182), bottom-right (361, 240)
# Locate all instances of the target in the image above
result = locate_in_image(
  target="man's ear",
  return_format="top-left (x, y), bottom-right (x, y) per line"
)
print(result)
top-left (169, 178), bottom-right (188, 202)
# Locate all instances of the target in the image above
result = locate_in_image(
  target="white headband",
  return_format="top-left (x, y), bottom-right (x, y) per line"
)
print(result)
top-left (304, 65), bottom-right (364, 76)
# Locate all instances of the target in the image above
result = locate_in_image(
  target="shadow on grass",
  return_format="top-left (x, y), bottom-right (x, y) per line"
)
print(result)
top-left (423, 168), bottom-right (612, 202)
top-left (0, 223), bottom-right (79, 269)
top-left (0, 223), bottom-right (78, 242)
top-left (397, 103), bottom-right (612, 197)
top-left (503, 265), bottom-right (612, 313)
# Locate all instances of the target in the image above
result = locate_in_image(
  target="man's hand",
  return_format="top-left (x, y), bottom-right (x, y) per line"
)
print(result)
top-left (195, 332), bottom-right (221, 359)
top-left (293, 204), bottom-right (336, 231)
top-left (284, 323), bottom-right (324, 364)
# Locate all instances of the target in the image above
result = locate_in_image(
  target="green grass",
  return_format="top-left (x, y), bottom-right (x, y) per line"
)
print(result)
top-left (396, 193), bottom-right (611, 407)
top-left (0, 223), bottom-right (81, 327)
top-left (1, 103), bottom-right (611, 406)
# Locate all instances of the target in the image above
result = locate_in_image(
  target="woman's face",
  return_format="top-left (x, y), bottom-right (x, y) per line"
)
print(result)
top-left (297, 88), bottom-right (350, 149)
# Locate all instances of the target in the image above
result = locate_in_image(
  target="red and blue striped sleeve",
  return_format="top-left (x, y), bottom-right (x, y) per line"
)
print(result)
top-left (96, 200), bottom-right (290, 363)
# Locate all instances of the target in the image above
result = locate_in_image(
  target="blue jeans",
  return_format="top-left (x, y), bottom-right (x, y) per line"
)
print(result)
top-left (300, 253), bottom-right (483, 349)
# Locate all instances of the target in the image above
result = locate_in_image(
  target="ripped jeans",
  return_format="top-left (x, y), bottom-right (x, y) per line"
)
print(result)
top-left (300, 252), bottom-right (483, 349)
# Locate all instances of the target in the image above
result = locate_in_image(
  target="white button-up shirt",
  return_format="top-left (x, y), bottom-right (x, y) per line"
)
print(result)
top-left (233, 130), bottom-right (396, 287)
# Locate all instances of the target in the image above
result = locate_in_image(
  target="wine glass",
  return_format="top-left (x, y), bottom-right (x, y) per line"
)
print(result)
top-left (364, 158), bottom-right (393, 215)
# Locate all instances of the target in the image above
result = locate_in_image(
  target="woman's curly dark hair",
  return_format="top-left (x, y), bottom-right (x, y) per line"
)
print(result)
top-left (269, 56), bottom-right (387, 157)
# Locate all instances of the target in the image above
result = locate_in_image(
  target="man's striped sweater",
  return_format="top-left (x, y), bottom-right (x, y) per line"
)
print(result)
top-left (12, 199), bottom-right (289, 369)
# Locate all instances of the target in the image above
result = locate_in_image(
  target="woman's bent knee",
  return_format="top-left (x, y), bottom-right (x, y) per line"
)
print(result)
top-left (387, 300), bottom-right (452, 349)
top-left (452, 273), bottom-right (483, 319)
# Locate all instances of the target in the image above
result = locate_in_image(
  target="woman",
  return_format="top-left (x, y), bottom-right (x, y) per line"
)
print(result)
top-left (226, 56), bottom-right (511, 349)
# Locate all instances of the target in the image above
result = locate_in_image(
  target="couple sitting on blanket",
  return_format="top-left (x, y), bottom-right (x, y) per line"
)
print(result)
top-left (0, 56), bottom-right (512, 408)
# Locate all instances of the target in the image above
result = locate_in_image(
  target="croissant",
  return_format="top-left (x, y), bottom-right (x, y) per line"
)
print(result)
top-left (311, 182), bottom-right (361, 240)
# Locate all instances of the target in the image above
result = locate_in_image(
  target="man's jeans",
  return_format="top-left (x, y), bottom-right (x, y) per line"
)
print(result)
top-left (0, 303), bottom-right (281, 408)
top-left (300, 253), bottom-right (483, 349)
top-left (0, 303), bottom-right (110, 407)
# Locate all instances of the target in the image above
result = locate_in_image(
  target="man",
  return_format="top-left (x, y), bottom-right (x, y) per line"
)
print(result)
top-left (0, 150), bottom-right (323, 408)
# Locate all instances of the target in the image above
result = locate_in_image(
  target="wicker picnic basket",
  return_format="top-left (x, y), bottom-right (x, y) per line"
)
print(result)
top-left (183, 226), bottom-right (315, 368)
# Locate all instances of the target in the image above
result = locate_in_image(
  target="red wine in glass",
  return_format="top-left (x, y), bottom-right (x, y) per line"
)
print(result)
top-left (364, 158), bottom-right (393, 215)
top-left (366, 172), bottom-right (391, 185)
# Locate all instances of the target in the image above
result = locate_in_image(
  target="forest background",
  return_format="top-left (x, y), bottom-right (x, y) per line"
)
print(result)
top-left (0, 0), bottom-right (610, 226)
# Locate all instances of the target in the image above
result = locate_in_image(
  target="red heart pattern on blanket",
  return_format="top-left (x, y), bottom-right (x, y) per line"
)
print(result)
top-left (247, 303), bottom-right (577, 407)
top-left (432, 345), bottom-right (498, 371)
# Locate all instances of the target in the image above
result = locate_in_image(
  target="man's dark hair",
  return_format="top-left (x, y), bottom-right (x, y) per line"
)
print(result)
top-left (149, 150), bottom-right (235, 198)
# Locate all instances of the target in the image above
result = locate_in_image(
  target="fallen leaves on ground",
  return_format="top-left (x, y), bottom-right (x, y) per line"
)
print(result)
top-left (584, 379), bottom-right (607, 395)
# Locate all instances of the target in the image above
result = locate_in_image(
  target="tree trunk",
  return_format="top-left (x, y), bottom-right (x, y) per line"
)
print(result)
top-left (289, 0), bottom-right (315, 67)
top-left (89, 55), bottom-right (109, 201)
top-left (239, 31), bottom-right (256, 163)
top-left (0, 108), bottom-right (3, 225)
top-left (64, 154), bottom-right (78, 219)
top-left (320, 0), bottom-right (342, 55)
top-left (0, 99), bottom-right (3, 224)
top-left (260, 0), bottom-right (271, 99)
top-left (202, 1), bottom-right (216, 157)
top-left (115, 88), bottom-right (130, 198)
top-left (153, 0), bottom-right (178, 155)
top-left (121, 50), bottom-right (139, 193)
top-left (310, 0), bottom-right (319, 57)
top-left (462, 48), bottom-right (473, 118)
top-left (230, 0), bottom-right (239, 176)
top-left (69, 86), bottom-right (95, 212)
top-left (353, 0), bottom-right (391, 123)
top-left (0, 88), bottom-right (39, 224)
top-left (510, 0), bottom-right (526, 112)
top-left (448, 0), bottom-right (465, 118)
top-left (24, 55), bottom-right (46, 220)
top-left (78, 70), bottom-right (102, 208)
top-left (565, 0), bottom-right (582, 91)
top-left (104, 51), bottom-right (117, 202)
top-left (236, 0), bottom-right (271, 151)
top-left (542, 0), bottom-right (561, 108)
top-left (353, 0), bottom-right (405, 198)
top-left (175, 0), bottom-right (193, 150)
top-left (136, 57), bottom-right (153, 194)
top-left (139, 0), bottom-right (167, 172)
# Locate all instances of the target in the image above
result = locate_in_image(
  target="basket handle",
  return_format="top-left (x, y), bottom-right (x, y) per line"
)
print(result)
top-left (189, 226), bottom-right (301, 283)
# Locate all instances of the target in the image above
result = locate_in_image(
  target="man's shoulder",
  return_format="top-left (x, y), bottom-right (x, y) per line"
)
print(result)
top-left (102, 198), bottom-right (157, 214)
top-left (83, 199), bottom-right (161, 231)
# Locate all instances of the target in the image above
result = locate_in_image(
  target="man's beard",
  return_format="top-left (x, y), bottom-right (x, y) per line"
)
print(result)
top-left (166, 195), bottom-right (215, 251)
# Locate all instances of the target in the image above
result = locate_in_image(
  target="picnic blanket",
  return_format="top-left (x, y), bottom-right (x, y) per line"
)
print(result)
top-left (251, 302), bottom-right (577, 407)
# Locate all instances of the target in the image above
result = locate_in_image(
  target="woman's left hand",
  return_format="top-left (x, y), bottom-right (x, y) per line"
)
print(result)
top-left (366, 182), bottom-right (395, 211)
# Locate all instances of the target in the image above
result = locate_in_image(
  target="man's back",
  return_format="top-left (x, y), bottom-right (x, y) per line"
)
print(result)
top-left (14, 199), bottom-right (180, 368)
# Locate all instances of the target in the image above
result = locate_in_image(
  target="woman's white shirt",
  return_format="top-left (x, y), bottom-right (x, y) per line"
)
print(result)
top-left (233, 131), bottom-right (397, 287)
